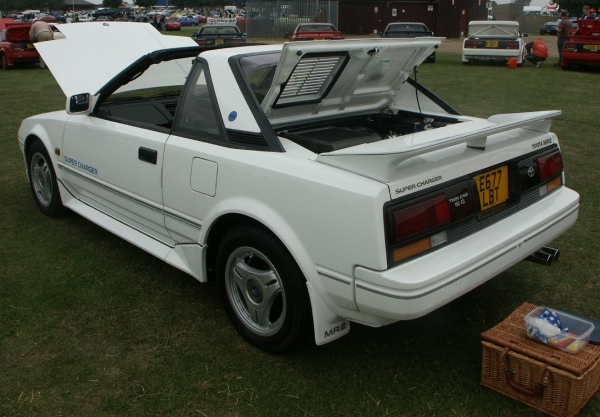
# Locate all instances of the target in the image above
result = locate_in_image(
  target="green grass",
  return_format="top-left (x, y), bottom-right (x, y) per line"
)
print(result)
top-left (1, 52), bottom-right (599, 416)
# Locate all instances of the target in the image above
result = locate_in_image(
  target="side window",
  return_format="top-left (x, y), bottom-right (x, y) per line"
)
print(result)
top-left (173, 64), bottom-right (222, 140)
top-left (95, 57), bottom-right (193, 130)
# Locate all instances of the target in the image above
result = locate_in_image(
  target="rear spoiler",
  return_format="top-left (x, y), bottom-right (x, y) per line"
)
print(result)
top-left (316, 110), bottom-right (561, 182)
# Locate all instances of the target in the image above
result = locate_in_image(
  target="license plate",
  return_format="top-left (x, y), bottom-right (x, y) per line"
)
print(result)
top-left (474, 166), bottom-right (509, 211)
top-left (583, 44), bottom-right (600, 50)
top-left (215, 39), bottom-right (224, 45)
top-left (28, 43), bottom-right (35, 49)
top-left (486, 40), bottom-right (499, 48)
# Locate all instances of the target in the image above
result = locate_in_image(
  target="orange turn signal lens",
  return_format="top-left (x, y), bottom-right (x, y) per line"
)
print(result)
top-left (393, 238), bottom-right (431, 263)
top-left (546, 176), bottom-right (562, 193)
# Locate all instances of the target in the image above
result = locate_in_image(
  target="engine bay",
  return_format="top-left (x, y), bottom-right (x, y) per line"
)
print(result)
top-left (278, 112), bottom-right (459, 154)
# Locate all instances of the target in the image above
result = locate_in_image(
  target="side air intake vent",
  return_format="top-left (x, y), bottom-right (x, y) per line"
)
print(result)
top-left (227, 130), bottom-right (269, 148)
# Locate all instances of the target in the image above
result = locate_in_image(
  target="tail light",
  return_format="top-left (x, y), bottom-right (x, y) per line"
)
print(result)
top-left (506, 41), bottom-right (519, 49)
top-left (563, 43), bottom-right (578, 52)
top-left (393, 194), bottom-right (450, 241)
top-left (385, 146), bottom-right (564, 266)
top-left (464, 40), bottom-right (478, 48)
top-left (386, 182), bottom-right (478, 263)
top-left (196, 40), bottom-right (207, 45)
top-left (538, 150), bottom-right (563, 181)
top-left (12, 44), bottom-right (25, 52)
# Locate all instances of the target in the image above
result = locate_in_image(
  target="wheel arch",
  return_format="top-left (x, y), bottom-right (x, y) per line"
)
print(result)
top-left (23, 133), bottom-right (55, 173)
top-left (203, 210), bottom-right (349, 346)
top-left (204, 210), bottom-right (317, 287)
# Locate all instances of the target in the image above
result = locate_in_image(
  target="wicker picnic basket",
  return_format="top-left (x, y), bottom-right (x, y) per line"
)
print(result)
top-left (481, 303), bottom-right (600, 417)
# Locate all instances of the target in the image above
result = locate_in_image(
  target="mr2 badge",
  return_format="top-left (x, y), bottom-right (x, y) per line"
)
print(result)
top-left (532, 138), bottom-right (553, 149)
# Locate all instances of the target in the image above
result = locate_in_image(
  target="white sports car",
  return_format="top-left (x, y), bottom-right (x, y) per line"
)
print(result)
top-left (19, 23), bottom-right (579, 352)
top-left (462, 21), bottom-right (528, 65)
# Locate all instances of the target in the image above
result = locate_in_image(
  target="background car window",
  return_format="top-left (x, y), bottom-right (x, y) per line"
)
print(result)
top-left (174, 65), bottom-right (221, 139)
top-left (298, 25), bottom-right (335, 32)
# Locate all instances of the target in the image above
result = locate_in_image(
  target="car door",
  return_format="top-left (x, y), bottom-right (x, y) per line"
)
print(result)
top-left (162, 62), bottom-right (223, 243)
top-left (61, 115), bottom-right (174, 245)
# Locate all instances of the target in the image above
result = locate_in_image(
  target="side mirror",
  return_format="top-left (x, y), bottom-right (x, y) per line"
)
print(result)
top-left (68, 93), bottom-right (91, 114)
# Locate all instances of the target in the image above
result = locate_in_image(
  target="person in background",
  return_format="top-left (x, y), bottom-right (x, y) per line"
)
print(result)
top-left (314, 8), bottom-right (323, 23)
top-left (524, 38), bottom-right (549, 67)
top-left (582, 6), bottom-right (596, 19)
top-left (29, 20), bottom-right (53, 69)
top-left (555, 11), bottom-right (572, 66)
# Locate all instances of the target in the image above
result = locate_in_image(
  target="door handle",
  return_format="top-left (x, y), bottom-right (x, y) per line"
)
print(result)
top-left (138, 147), bottom-right (158, 164)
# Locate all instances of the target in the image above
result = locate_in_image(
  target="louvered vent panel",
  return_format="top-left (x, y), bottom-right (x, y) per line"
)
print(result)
top-left (227, 130), bottom-right (269, 148)
top-left (280, 56), bottom-right (341, 98)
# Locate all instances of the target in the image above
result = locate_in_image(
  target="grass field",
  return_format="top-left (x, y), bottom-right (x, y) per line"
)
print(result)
top-left (1, 45), bottom-right (599, 416)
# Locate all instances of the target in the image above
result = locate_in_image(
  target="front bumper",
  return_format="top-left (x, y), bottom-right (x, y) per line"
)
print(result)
top-left (354, 186), bottom-right (579, 323)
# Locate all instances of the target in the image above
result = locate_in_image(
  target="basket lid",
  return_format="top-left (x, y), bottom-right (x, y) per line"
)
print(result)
top-left (482, 303), bottom-right (600, 376)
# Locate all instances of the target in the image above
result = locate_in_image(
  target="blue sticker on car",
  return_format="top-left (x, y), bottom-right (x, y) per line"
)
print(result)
top-left (228, 111), bottom-right (237, 122)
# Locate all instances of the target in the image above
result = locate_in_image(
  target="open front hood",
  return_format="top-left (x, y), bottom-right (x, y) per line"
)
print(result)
top-left (34, 22), bottom-right (198, 98)
top-left (261, 38), bottom-right (444, 126)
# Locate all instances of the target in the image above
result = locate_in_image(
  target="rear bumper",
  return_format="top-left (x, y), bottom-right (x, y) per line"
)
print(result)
top-left (462, 49), bottom-right (522, 60)
top-left (354, 186), bottom-right (579, 323)
top-left (562, 51), bottom-right (600, 66)
top-left (5, 51), bottom-right (39, 66)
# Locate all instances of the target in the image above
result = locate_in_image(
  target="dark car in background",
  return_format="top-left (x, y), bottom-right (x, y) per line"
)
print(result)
top-left (380, 22), bottom-right (436, 63)
top-left (540, 21), bottom-right (558, 35)
top-left (0, 19), bottom-right (39, 70)
top-left (288, 23), bottom-right (344, 41)
top-left (192, 24), bottom-right (246, 45)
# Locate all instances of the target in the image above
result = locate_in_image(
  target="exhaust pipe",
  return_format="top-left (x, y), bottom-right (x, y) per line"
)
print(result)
top-left (525, 250), bottom-right (553, 266)
top-left (540, 246), bottom-right (560, 262)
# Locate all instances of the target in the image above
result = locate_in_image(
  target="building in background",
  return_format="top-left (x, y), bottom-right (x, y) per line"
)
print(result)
top-left (338, 0), bottom-right (488, 38)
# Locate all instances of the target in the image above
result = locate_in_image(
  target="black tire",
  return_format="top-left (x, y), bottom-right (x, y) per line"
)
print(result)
top-left (1, 53), bottom-right (8, 70)
top-left (27, 140), bottom-right (66, 217)
top-left (216, 223), bottom-right (312, 353)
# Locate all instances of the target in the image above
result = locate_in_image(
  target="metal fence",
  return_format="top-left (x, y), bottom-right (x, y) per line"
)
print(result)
top-left (246, 0), bottom-right (339, 39)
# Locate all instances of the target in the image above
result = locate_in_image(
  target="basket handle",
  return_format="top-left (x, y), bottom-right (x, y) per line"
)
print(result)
top-left (497, 347), bottom-right (549, 397)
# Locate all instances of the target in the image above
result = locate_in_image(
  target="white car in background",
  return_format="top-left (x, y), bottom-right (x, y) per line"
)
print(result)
top-left (19, 23), bottom-right (578, 352)
top-left (462, 20), bottom-right (528, 65)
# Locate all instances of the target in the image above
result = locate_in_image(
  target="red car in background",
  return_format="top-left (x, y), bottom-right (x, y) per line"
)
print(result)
top-left (164, 18), bottom-right (182, 31)
top-left (37, 15), bottom-right (57, 23)
top-left (289, 23), bottom-right (344, 41)
top-left (561, 19), bottom-right (600, 69)
top-left (0, 19), bottom-right (39, 70)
